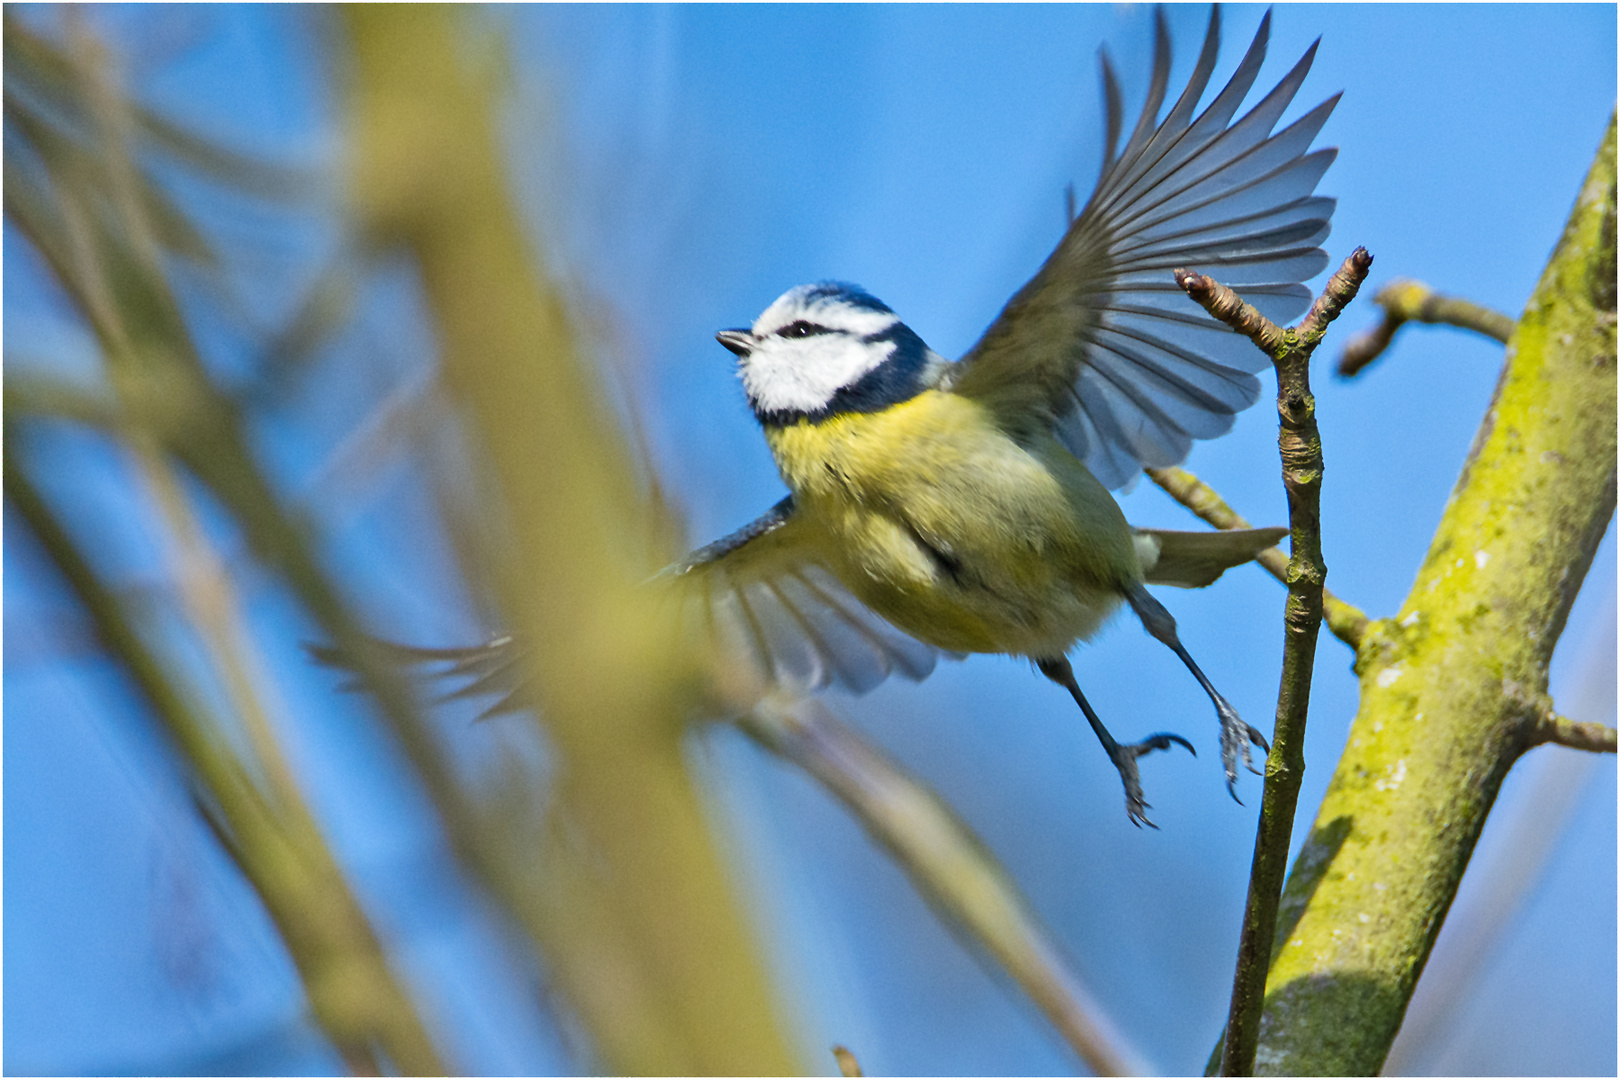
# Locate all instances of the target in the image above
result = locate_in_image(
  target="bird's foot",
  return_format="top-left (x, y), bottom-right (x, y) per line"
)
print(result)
top-left (1109, 732), bottom-right (1195, 828)
top-left (1216, 698), bottom-right (1271, 802)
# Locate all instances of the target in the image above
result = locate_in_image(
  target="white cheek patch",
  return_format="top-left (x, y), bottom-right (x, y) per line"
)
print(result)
top-left (740, 334), bottom-right (897, 415)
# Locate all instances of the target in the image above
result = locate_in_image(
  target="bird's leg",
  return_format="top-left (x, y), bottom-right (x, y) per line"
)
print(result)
top-left (1036, 656), bottom-right (1194, 828)
top-left (1126, 584), bottom-right (1270, 800)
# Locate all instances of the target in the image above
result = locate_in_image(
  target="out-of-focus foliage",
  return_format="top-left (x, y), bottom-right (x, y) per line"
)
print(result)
top-left (7, 7), bottom-right (805, 1074)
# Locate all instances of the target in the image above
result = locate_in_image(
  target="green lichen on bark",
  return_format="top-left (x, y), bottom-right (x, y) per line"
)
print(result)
top-left (1249, 115), bottom-right (1616, 1076)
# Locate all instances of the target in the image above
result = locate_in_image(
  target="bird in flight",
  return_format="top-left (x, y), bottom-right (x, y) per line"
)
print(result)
top-left (326, 7), bottom-right (1337, 827)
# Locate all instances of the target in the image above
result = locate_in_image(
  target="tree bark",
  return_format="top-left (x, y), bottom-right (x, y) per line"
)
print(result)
top-left (1245, 115), bottom-right (1616, 1076)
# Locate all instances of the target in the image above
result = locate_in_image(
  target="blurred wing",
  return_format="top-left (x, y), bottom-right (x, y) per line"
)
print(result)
top-left (310, 497), bottom-right (947, 718)
top-left (307, 635), bottom-right (534, 720)
top-left (947, 8), bottom-right (1338, 488)
top-left (667, 495), bottom-right (947, 698)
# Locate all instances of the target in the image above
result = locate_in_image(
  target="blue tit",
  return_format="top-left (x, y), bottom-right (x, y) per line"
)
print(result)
top-left (339, 7), bottom-right (1336, 827)
top-left (679, 7), bottom-right (1333, 825)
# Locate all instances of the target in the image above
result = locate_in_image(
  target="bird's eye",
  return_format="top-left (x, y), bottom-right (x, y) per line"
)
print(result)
top-left (780, 320), bottom-right (828, 339)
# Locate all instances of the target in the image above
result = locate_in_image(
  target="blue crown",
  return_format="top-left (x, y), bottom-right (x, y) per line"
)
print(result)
top-left (798, 281), bottom-right (894, 315)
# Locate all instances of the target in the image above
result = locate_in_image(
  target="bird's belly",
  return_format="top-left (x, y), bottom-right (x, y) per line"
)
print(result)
top-left (823, 497), bottom-right (1128, 657)
top-left (773, 391), bottom-right (1140, 658)
top-left (852, 565), bottom-right (1121, 657)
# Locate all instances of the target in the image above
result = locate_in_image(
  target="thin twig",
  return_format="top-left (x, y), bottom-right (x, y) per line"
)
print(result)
top-left (1173, 269), bottom-right (1290, 355)
top-left (1530, 713), bottom-right (1617, 753)
top-left (1145, 465), bottom-right (1370, 649)
top-left (1178, 248), bottom-right (1374, 1078)
top-left (1337, 278), bottom-right (1517, 377)
top-left (741, 697), bottom-right (1151, 1078)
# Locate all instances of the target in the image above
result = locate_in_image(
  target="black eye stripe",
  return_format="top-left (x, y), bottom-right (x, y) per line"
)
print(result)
top-left (780, 320), bottom-right (831, 339)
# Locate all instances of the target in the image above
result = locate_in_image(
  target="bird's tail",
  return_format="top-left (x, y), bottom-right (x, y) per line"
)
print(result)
top-left (1134, 527), bottom-right (1287, 589)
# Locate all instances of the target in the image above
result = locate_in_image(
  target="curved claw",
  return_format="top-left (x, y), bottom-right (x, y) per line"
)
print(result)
top-left (1226, 722), bottom-right (1273, 802)
top-left (1117, 757), bottom-right (1157, 828)
top-left (1116, 732), bottom-right (1197, 827)
top-left (1244, 724), bottom-right (1270, 777)
top-left (1140, 731), bottom-right (1197, 757)
top-left (1125, 787), bottom-right (1160, 830)
top-left (1216, 699), bottom-right (1273, 795)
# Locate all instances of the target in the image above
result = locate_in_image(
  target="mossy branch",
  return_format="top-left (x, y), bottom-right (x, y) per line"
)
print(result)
top-left (1243, 114), bottom-right (1616, 1076)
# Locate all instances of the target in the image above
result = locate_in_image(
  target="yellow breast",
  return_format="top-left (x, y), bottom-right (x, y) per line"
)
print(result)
top-left (763, 391), bottom-right (1141, 656)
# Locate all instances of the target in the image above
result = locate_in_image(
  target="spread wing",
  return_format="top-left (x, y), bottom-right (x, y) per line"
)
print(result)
top-left (311, 497), bottom-right (946, 718)
top-left (665, 495), bottom-right (946, 699)
top-left (946, 8), bottom-right (1339, 489)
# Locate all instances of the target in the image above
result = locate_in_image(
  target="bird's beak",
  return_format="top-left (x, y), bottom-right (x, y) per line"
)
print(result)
top-left (715, 329), bottom-right (754, 358)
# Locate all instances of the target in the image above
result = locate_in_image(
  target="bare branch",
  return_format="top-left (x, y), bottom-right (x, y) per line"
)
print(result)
top-left (1338, 278), bottom-right (1519, 377)
top-left (1530, 712), bottom-right (1618, 753)
top-left (1173, 267), bottom-right (1289, 356)
top-left (1298, 248), bottom-right (1375, 341)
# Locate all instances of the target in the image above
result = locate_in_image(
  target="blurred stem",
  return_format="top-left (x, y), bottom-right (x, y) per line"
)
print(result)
top-left (743, 698), bottom-right (1150, 1077)
top-left (1177, 248), bottom-right (1374, 1077)
top-left (12, 15), bottom-right (632, 1077)
top-left (5, 370), bottom-right (124, 429)
top-left (1239, 115), bottom-right (1616, 1075)
top-left (6, 21), bottom-right (463, 1073)
top-left (832, 1044), bottom-right (864, 1077)
top-left (5, 446), bottom-right (447, 1077)
top-left (341, 7), bottom-right (803, 1074)
top-left (124, 436), bottom-right (304, 800)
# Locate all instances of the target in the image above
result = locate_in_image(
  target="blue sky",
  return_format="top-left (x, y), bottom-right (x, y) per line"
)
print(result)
top-left (5, 5), bottom-right (1615, 1075)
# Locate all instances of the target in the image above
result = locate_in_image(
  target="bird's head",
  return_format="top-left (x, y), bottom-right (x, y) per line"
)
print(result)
top-left (717, 282), bottom-right (942, 426)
